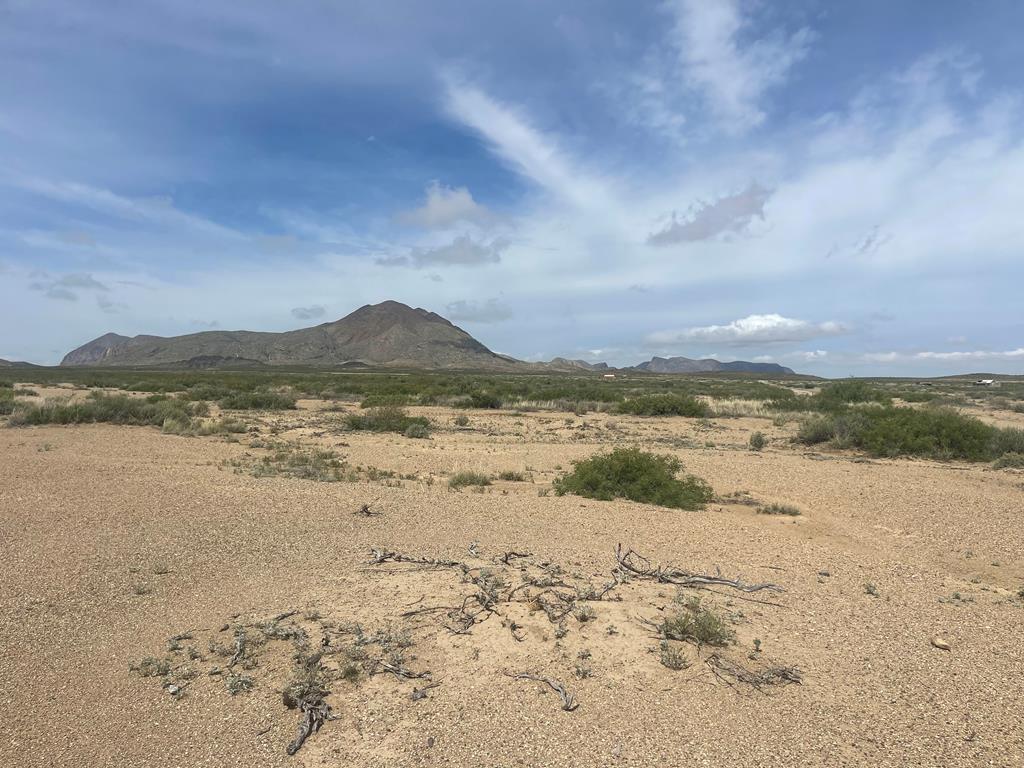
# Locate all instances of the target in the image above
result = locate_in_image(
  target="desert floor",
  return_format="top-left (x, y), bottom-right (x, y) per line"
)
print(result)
top-left (2, 399), bottom-right (1023, 767)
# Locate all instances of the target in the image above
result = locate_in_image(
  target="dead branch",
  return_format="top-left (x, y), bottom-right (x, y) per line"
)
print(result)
top-left (369, 548), bottom-right (464, 569)
top-left (615, 545), bottom-right (783, 593)
top-left (505, 672), bottom-right (579, 711)
top-left (354, 503), bottom-right (380, 517)
top-left (285, 698), bottom-right (333, 756)
top-left (704, 653), bottom-right (802, 693)
top-left (499, 551), bottom-right (532, 565)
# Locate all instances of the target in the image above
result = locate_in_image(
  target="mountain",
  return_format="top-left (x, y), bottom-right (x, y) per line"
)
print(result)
top-left (632, 356), bottom-right (794, 375)
top-left (0, 358), bottom-right (40, 368)
top-left (545, 357), bottom-right (610, 372)
top-left (61, 301), bottom-right (518, 370)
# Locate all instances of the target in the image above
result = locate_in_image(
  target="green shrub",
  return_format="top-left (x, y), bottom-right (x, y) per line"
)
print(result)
top-left (8, 394), bottom-right (203, 428)
top-left (470, 392), bottom-right (502, 409)
top-left (497, 470), bottom-right (525, 481)
top-left (660, 596), bottom-right (734, 646)
top-left (617, 393), bottom-right (709, 417)
top-left (552, 447), bottom-right (713, 510)
top-left (448, 471), bottom-right (492, 489)
top-left (797, 405), bottom-right (1022, 462)
top-left (993, 452), bottom-right (1024, 469)
top-left (218, 391), bottom-right (296, 410)
top-left (749, 431), bottom-right (766, 451)
top-left (453, 414), bottom-right (470, 427)
top-left (345, 405), bottom-right (430, 434)
top-left (403, 423), bottom-right (430, 439)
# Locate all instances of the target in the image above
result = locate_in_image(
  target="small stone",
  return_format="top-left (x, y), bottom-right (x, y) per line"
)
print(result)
top-left (931, 636), bottom-right (951, 651)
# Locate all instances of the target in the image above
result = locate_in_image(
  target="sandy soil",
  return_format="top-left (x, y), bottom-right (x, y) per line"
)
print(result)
top-left (1, 402), bottom-right (1023, 767)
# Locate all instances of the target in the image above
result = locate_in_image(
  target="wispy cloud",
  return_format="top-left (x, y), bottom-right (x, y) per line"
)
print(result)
top-left (667, 0), bottom-right (813, 130)
top-left (648, 183), bottom-right (771, 245)
top-left (445, 298), bottom-right (513, 324)
top-left (377, 235), bottom-right (508, 268)
top-left (291, 305), bottom-right (326, 321)
top-left (648, 314), bottom-right (848, 345)
top-left (29, 271), bottom-right (109, 301)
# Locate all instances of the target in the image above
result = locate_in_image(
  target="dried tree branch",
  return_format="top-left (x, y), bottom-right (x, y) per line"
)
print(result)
top-left (614, 545), bottom-right (783, 593)
top-left (505, 672), bottom-right (579, 711)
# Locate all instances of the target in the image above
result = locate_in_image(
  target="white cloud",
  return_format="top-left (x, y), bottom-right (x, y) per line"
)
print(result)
top-left (399, 181), bottom-right (493, 229)
top-left (648, 182), bottom-right (771, 244)
top-left (29, 271), bottom-right (110, 301)
top-left (668, 0), bottom-right (813, 130)
top-left (291, 305), bottom-right (326, 321)
top-left (648, 314), bottom-right (847, 345)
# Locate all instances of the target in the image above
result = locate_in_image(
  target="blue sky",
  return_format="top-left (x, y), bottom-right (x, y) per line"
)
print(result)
top-left (2, 0), bottom-right (1022, 375)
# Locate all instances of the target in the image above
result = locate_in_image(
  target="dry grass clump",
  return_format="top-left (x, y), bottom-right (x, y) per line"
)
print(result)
top-left (553, 447), bottom-right (713, 510)
top-left (251, 445), bottom-right (347, 482)
top-left (497, 470), bottom-right (526, 481)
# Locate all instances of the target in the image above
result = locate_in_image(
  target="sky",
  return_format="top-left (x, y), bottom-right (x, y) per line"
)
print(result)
top-left (1, 0), bottom-right (1022, 376)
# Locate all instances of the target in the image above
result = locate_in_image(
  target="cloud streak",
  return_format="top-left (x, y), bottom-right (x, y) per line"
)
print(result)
top-left (648, 314), bottom-right (848, 346)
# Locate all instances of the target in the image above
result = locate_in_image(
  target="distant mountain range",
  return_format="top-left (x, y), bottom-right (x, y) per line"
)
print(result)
top-left (59, 300), bottom-right (796, 375)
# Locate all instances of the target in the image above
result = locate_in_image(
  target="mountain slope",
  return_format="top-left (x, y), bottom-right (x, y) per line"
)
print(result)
top-left (632, 356), bottom-right (794, 375)
top-left (61, 301), bottom-right (516, 369)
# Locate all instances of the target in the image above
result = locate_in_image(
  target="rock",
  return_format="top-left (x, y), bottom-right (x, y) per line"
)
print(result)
top-left (931, 635), bottom-right (951, 651)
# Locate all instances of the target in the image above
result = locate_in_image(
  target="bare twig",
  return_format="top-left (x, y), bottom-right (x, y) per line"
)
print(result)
top-left (505, 672), bottom-right (579, 711)
top-left (369, 548), bottom-right (464, 569)
top-left (615, 545), bottom-right (783, 593)
top-left (704, 653), bottom-right (802, 693)
top-left (285, 699), bottom-right (333, 755)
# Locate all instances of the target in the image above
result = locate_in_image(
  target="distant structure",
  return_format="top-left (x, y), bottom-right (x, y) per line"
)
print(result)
top-left (602, 373), bottom-right (616, 379)
top-left (974, 379), bottom-right (996, 386)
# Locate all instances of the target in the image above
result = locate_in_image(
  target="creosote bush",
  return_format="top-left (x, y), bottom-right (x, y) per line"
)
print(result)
top-left (552, 447), bottom-right (713, 510)
top-left (616, 393), bottom-right (709, 418)
top-left (345, 405), bottom-right (431, 435)
top-left (796, 405), bottom-right (1023, 462)
top-left (218, 391), bottom-right (296, 410)
top-left (8, 393), bottom-right (206, 428)
top-left (448, 471), bottom-right (492, 489)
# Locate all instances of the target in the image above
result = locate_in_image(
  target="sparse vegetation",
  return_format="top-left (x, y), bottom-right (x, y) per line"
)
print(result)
top-left (7, 393), bottom-right (207, 428)
top-left (796, 405), bottom-right (1023, 462)
top-left (448, 471), bottom-right (492, 489)
top-left (616, 393), bottom-right (709, 417)
top-left (218, 391), bottom-right (297, 410)
top-left (993, 452), bottom-right (1024, 469)
top-left (749, 431), bottom-right (766, 451)
top-left (498, 470), bottom-right (525, 481)
top-left (553, 447), bottom-right (713, 510)
top-left (251, 444), bottom-right (347, 482)
top-left (659, 595), bottom-right (734, 646)
top-left (345, 405), bottom-right (431, 435)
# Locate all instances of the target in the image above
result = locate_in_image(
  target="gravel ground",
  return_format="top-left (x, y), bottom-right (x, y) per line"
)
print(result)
top-left (1, 404), bottom-right (1023, 767)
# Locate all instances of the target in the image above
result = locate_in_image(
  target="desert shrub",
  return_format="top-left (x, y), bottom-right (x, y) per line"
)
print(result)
top-left (0, 381), bottom-right (12, 388)
top-left (471, 391), bottom-right (502, 409)
top-left (797, 406), bottom-right (1022, 462)
top-left (7, 393), bottom-right (203, 428)
top-left (218, 391), bottom-right (296, 410)
top-left (0, 388), bottom-right (14, 416)
top-left (403, 422), bottom-right (430, 439)
top-left (359, 393), bottom-right (410, 408)
top-left (616, 393), bottom-right (709, 417)
top-left (749, 431), bottom-right (766, 451)
top-left (758, 503), bottom-right (801, 516)
top-left (992, 428), bottom-right (1024, 456)
top-left (252, 445), bottom-right (345, 482)
top-left (448, 471), bottom-right (491, 489)
top-left (345, 405), bottom-right (430, 434)
top-left (498, 470), bottom-right (525, 481)
top-left (993, 452), bottom-right (1024, 469)
top-left (552, 447), bottom-right (713, 510)
top-left (813, 380), bottom-right (891, 411)
top-left (453, 414), bottom-right (470, 427)
top-left (660, 596), bottom-right (734, 646)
